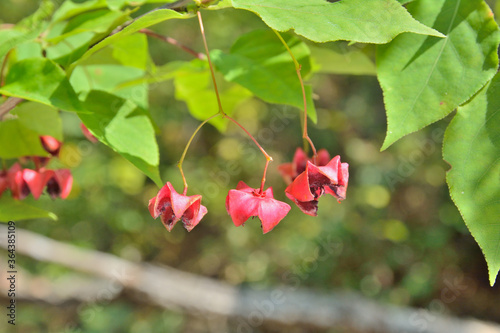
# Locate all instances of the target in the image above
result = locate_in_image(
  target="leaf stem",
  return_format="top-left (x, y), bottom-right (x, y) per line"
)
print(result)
top-left (139, 29), bottom-right (205, 60)
top-left (272, 30), bottom-right (317, 158)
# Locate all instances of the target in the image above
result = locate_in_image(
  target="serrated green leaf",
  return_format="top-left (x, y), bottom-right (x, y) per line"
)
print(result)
top-left (231, 0), bottom-right (444, 44)
top-left (0, 58), bottom-right (83, 112)
top-left (309, 45), bottom-right (376, 76)
top-left (211, 30), bottom-right (316, 122)
top-left (443, 73), bottom-right (500, 286)
top-left (377, 0), bottom-right (500, 150)
top-left (0, 196), bottom-right (57, 222)
top-left (173, 59), bottom-right (252, 131)
top-left (78, 90), bottom-right (161, 186)
top-left (68, 9), bottom-right (190, 74)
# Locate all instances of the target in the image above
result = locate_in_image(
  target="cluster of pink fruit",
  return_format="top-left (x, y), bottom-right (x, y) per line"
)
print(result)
top-left (0, 136), bottom-right (72, 200)
top-left (148, 147), bottom-right (348, 234)
top-left (0, 124), bottom-right (96, 201)
top-left (148, 12), bottom-right (349, 234)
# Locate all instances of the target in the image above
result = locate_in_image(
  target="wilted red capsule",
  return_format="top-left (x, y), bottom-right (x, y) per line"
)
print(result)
top-left (148, 182), bottom-right (207, 232)
top-left (278, 147), bottom-right (331, 184)
top-left (45, 169), bottom-right (73, 199)
top-left (285, 156), bottom-right (349, 216)
top-left (7, 163), bottom-right (30, 200)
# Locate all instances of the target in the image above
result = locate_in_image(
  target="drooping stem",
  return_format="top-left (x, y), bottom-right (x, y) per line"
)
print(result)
top-left (259, 159), bottom-right (271, 194)
top-left (139, 29), bottom-right (205, 60)
top-left (197, 11), bottom-right (225, 116)
top-left (272, 30), bottom-right (317, 158)
top-left (178, 112), bottom-right (221, 194)
top-left (196, 10), bottom-right (272, 192)
top-left (224, 114), bottom-right (272, 162)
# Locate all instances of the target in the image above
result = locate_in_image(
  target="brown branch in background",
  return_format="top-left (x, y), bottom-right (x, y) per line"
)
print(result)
top-left (139, 29), bottom-right (205, 60)
top-left (0, 24), bottom-right (15, 30)
top-left (0, 97), bottom-right (24, 120)
top-left (1, 226), bottom-right (499, 333)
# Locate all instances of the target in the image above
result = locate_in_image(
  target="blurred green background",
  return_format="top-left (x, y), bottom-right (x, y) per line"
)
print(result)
top-left (1, 0), bottom-right (500, 332)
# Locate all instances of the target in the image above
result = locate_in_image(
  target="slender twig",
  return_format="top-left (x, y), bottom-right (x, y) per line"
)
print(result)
top-left (177, 112), bottom-right (221, 194)
top-left (224, 114), bottom-right (272, 162)
top-left (197, 11), bottom-right (225, 116)
top-left (177, 11), bottom-right (273, 195)
top-left (273, 30), bottom-right (317, 158)
top-left (139, 29), bottom-right (205, 59)
top-left (197, 10), bottom-right (272, 161)
top-left (0, 97), bottom-right (24, 120)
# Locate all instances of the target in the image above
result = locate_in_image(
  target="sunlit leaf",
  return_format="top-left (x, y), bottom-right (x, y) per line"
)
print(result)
top-left (68, 8), bottom-right (190, 74)
top-left (377, 0), bottom-right (500, 150)
top-left (231, 0), bottom-right (444, 44)
top-left (443, 73), bottom-right (500, 286)
top-left (310, 45), bottom-right (376, 76)
top-left (78, 90), bottom-right (161, 186)
top-left (0, 58), bottom-right (83, 112)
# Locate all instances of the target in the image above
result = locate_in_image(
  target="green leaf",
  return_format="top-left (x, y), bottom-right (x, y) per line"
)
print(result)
top-left (309, 45), bottom-right (376, 76)
top-left (211, 30), bottom-right (316, 122)
top-left (0, 26), bottom-right (45, 62)
top-left (111, 33), bottom-right (149, 70)
top-left (231, 0), bottom-right (444, 44)
top-left (443, 73), bottom-right (500, 286)
top-left (0, 118), bottom-right (48, 158)
top-left (0, 58), bottom-right (83, 112)
top-left (377, 0), bottom-right (500, 150)
top-left (46, 31), bottom-right (96, 67)
top-left (12, 102), bottom-right (63, 141)
top-left (78, 90), bottom-right (161, 186)
top-left (0, 196), bottom-right (57, 222)
top-left (173, 59), bottom-right (252, 131)
top-left (0, 102), bottom-right (62, 158)
top-left (51, 0), bottom-right (108, 23)
top-left (68, 8), bottom-right (190, 73)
